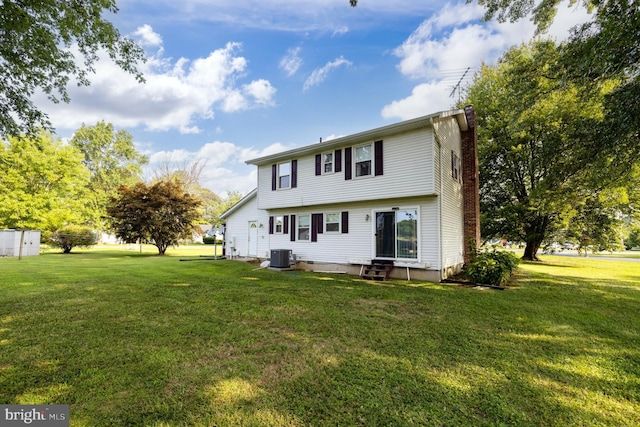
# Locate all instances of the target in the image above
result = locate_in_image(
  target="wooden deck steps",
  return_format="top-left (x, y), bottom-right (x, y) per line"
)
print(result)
top-left (361, 260), bottom-right (394, 281)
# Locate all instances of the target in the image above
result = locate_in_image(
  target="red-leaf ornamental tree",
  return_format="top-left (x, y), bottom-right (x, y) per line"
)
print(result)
top-left (107, 180), bottom-right (202, 255)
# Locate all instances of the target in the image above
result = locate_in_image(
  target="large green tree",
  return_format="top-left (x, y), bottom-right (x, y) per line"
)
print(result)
top-left (0, 0), bottom-right (145, 137)
top-left (70, 121), bottom-right (148, 231)
top-left (106, 180), bottom-right (202, 255)
top-left (464, 41), bottom-right (616, 260)
top-left (0, 132), bottom-right (90, 231)
top-left (473, 0), bottom-right (640, 181)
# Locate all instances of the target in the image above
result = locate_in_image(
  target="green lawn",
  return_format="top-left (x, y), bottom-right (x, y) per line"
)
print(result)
top-left (1, 247), bottom-right (639, 426)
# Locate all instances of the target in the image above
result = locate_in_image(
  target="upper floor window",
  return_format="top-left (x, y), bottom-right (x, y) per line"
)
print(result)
top-left (272, 160), bottom-right (297, 190)
top-left (323, 152), bottom-right (333, 174)
top-left (279, 162), bottom-right (291, 189)
top-left (451, 151), bottom-right (461, 183)
top-left (355, 144), bottom-right (372, 177)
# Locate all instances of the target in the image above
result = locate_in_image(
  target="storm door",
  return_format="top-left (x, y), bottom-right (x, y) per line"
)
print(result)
top-left (375, 212), bottom-right (396, 258)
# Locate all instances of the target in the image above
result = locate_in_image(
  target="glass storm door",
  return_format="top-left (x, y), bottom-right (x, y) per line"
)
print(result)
top-left (375, 212), bottom-right (396, 258)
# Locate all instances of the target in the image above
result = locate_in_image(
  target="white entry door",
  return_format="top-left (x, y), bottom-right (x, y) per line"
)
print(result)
top-left (248, 221), bottom-right (258, 256)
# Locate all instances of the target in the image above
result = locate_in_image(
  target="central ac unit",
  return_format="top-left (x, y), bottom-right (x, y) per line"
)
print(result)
top-left (270, 249), bottom-right (292, 269)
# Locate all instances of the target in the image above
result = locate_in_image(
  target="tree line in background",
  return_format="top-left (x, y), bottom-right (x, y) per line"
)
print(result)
top-left (0, 122), bottom-right (243, 254)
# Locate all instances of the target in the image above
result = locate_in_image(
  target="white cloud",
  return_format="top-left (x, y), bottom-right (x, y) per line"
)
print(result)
top-left (133, 24), bottom-right (163, 48)
top-left (333, 26), bottom-right (349, 36)
top-left (243, 79), bottom-right (277, 106)
top-left (40, 31), bottom-right (277, 134)
top-left (322, 134), bottom-right (343, 142)
top-left (279, 47), bottom-right (303, 77)
top-left (144, 140), bottom-right (294, 197)
top-left (381, 81), bottom-right (456, 120)
top-left (303, 56), bottom-right (352, 91)
top-left (383, 0), bottom-right (593, 120)
top-left (393, 3), bottom-right (503, 81)
top-left (237, 142), bottom-right (294, 162)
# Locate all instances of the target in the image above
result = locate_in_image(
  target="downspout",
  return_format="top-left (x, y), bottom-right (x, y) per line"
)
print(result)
top-left (430, 118), bottom-right (445, 282)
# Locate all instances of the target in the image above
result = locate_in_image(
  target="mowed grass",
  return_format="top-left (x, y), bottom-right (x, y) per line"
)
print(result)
top-left (1, 247), bottom-right (639, 426)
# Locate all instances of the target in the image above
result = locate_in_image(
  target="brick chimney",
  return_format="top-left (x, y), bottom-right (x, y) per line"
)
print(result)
top-left (461, 105), bottom-right (480, 265)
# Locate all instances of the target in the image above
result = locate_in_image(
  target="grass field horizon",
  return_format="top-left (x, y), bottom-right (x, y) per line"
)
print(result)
top-left (1, 248), bottom-right (638, 426)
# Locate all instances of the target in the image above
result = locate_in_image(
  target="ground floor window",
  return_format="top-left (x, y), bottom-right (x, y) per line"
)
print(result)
top-left (375, 209), bottom-right (418, 259)
top-left (298, 214), bottom-right (310, 241)
top-left (325, 212), bottom-right (340, 232)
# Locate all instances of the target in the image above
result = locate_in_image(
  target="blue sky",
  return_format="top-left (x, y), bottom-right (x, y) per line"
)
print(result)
top-left (38, 0), bottom-right (590, 197)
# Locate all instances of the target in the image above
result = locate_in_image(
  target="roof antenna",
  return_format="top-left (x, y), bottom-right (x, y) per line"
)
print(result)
top-left (449, 67), bottom-right (470, 102)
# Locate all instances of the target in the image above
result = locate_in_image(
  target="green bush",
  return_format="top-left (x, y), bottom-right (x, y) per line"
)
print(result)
top-left (203, 236), bottom-right (219, 245)
top-left (465, 249), bottom-right (520, 286)
top-left (49, 225), bottom-right (97, 253)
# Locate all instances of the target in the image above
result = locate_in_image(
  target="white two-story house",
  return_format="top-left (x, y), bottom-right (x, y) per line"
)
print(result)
top-left (221, 106), bottom-right (480, 282)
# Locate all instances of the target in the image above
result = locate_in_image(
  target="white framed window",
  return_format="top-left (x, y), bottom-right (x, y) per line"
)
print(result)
top-left (278, 162), bottom-right (291, 189)
top-left (323, 152), bottom-right (333, 174)
top-left (325, 212), bottom-right (340, 233)
top-left (298, 214), bottom-right (310, 241)
top-left (275, 215), bottom-right (284, 234)
top-left (451, 151), bottom-right (461, 183)
top-left (355, 144), bottom-right (372, 177)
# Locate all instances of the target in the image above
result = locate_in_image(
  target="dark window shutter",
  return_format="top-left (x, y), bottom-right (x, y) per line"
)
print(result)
top-left (317, 214), bottom-right (324, 234)
top-left (291, 160), bottom-right (298, 188)
top-left (311, 213), bottom-right (323, 242)
top-left (271, 164), bottom-right (277, 191)
top-left (341, 211), bottom-right (349, 234)
top-left (290, 215), bottom-right (296, 241)
top-left (374, 140), bottom-right (383, 176)
top-left (344, 147), bottom-right (352, 180)
top-left (269, 216), bottom-right (274, 234)
top-left (335, 149), bottom-right (342, 172)
top-left (283, 215), bottom-right (289, 234)
top-left (315, 154), bottom-right (321, 176)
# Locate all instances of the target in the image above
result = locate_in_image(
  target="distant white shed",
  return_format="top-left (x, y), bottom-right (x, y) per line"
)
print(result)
top-left (0, 230), bottom-right (41, 257)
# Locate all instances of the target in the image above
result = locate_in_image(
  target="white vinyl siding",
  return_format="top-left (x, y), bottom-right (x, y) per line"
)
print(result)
top-left (265, 197), bottom-right (440, 269)
top-left (434, 118), bottom-right (465, 268)
top-left (222, 193), bottom-right (271, 259)
top-left (240, 112), bottom-right (468, 275)
top-left (256, 129), bottom-right (436, 210)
